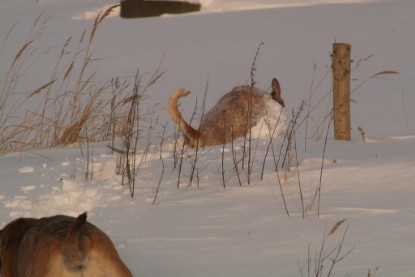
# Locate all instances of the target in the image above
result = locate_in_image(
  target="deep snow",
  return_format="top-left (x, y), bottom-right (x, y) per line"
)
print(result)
top-left (1, 0), bottom-right (415, 276)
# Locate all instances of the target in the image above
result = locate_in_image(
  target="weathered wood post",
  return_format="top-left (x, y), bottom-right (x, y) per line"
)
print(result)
top-left (332, 43), bottom-right (351, 140)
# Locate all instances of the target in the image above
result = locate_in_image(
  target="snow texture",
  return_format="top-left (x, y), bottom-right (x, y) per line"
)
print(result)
top-left (1, 0), bottom-right (415, 276)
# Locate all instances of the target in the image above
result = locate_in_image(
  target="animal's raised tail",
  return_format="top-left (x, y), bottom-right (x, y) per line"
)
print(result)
top-left (63, 212), bottom-right (90, 268)
top-left (168, 89), bottom-right (201, 147)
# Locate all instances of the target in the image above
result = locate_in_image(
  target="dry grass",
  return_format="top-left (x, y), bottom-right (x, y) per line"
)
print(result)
top-left (0, 5), bottom-right (141, 154)
top-left (299, 219), bottom-right (354, 277)
top-left (327, 218), bottom-right (347, 237)
top-left (279, 51), bottom-right (399, 218)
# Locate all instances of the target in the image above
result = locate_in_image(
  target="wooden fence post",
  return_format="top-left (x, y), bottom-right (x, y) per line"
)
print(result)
top-left (332, 43), bottom-right (351, 141)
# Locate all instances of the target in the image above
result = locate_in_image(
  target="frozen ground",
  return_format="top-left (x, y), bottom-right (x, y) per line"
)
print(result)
top-left (1, 0), bottom-right (415, 276)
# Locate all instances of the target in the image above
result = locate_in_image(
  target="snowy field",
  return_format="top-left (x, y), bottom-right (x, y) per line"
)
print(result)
top-left (1, 0), bottom-right (415, 276)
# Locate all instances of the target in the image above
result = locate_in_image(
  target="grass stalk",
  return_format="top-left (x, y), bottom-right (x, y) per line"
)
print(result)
top-left (317, 113), bottom-right (333, 218)
top-left (276, 166), bottom-right (290, 217)
top-left (261, 108), bottom-right (283, 180)
top-left (245, 42), bottom-right (264, 184)
top-left (188, 82), bottom-right (209, 187)
top-left (221, 127), bottom-right (226, 189)
top-left (293, 132), bottom-right (304, 218)
top-left (299, 219), bottom-right (352, 277)
top-left (188, 98), bottom-right (200, 187)
top-left (230, 118), bottom-right (243, 187)
top-left (304, 63), bottom-right (317, 152)
top-left (152, 159), bottom-right (165, 205)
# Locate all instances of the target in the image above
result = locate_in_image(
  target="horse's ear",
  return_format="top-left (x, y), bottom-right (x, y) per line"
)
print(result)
top-left (272, 78), bottom-right (281, 96)
top-left (271, 78), bottom-right (284, 107)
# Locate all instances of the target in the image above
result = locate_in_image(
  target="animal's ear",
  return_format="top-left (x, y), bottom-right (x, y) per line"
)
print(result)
top-left (271, 78), bottom-right (285, 107)
top-left (272, 78), bottom-right (281, 97)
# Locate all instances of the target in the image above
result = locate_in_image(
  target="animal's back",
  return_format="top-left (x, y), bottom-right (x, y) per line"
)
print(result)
top-left (0, 217), bottom-right (38, 277)
top-left (198, 86), bottom-right (270, 145)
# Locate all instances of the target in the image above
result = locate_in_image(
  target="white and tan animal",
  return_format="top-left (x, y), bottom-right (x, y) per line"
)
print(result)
top-left (168, 78), bottom-right (285, 147)
top-left (0, 212), bottom-right (133, 277)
